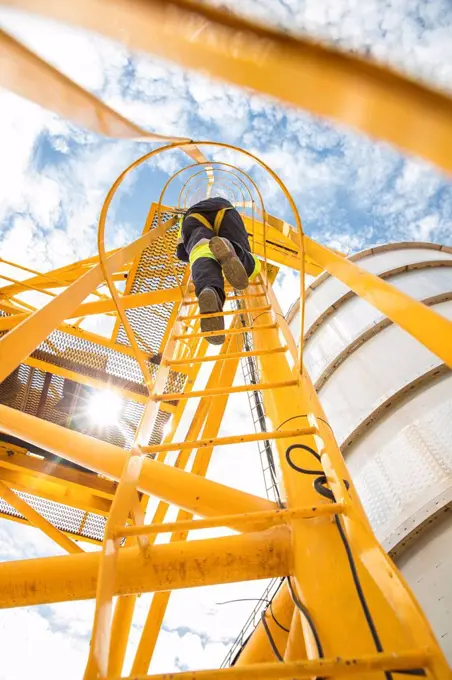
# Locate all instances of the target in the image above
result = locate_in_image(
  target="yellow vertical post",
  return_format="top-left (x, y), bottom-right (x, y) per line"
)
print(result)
top-left (235, 583), bottom-right (294, 665)
top-left (107, 595), bottom-right (136, 675)
top-left (267, 274), bottom-right (450, 677)
top-left (284, 608), bottom-right (306, 661)
top-left (249, 281), bottom-right (414, 673)
top-left (131, 334), bottom-right (243, 674)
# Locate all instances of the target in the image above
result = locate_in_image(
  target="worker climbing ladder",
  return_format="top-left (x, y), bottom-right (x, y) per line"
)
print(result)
top-left (81, 216), bottom-right (451, 678)
top-left (0, 145), bottom-right (451, 680)
top-left (1, 2), bottom-right (452, 675)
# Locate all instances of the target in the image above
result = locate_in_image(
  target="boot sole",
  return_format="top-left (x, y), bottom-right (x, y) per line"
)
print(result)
top-left (198, 288), bottom-right (225, 345)
top-left (209, 236), bottom-right (249, 291)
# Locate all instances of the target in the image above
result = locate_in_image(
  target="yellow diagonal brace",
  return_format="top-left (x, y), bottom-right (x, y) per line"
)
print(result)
top-left (305, 236), bottom-right (452, 368)
top-left (0, 217), bottom-right (175, 383)
top-left (0, 480), bottom-right (83, 554)
top-left (12, 0), bottom-right (452, 173)
top-left (0, 27), bottom-right (213, 180)
top-left (0, 405), bottom-right (276, 524)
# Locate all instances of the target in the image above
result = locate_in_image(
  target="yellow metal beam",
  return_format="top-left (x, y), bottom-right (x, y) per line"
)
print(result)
top-left (0, 448), bottom-right (115, 514)
top-left (250, 283), bottom-right (410, 668)
top-left (236, 584), bottom-right (294, 665)
top-left (140, 427), bottom-right (317, 455)
top-left (0, 217), bottom-right (176, 383)
top-left (284, 608), bottom-right (306, 661)
top-left (0, 27), bottom-right (214, 186)
top-left (23, 355), bottom-right (148, 405)
top-left (0, 512), bottom-right (103, 547)
top-left (111, 651), bottom-right (430, 679)
top-left (152, 379), bottom-right (297, 402)
top-left (305, 236), bottom-right (452, 369)
top-left (11, 0), bottom-right (452, 173)
top-left (0, 526), bottom-right (290, 607)
top-left (115, 504), bottom-right (341, 539)
top-left (0, 286), bottom-right (183, 332)
top-left (0, 405), bottom-right (276, 525)
top-left (242, 216), bottom-right (322, 275)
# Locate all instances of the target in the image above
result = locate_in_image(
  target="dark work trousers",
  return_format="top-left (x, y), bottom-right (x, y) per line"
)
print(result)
top-left (178, 203), bottom-right (256, 306)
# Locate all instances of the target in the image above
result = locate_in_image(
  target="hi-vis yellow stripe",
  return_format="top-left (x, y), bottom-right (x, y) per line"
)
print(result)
top-left (189, 243), bottom-right (217, 266)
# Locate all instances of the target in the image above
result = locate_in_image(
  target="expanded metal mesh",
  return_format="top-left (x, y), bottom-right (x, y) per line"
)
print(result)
top-left (0, 206), bottom-right (187, 544)
top-left (0, 208), bottom-right (186, 449)
top-left (115, 212), bottom-right (186, 353)
top-left (0, 489), bottom-right (106, 542)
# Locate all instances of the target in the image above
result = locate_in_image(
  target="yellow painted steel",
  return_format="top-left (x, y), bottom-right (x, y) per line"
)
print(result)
top-left (174, 324), bottom-right (277, 340)
top-left (235, 584), bottom-right (294, 666)
top-left (0, 526), bottom-right (291, 607)
top-left (115, 504), bottom-right (342, 539)
top-left (284, 608), bottom-right (306, 662)
top-left (179, 305), bottom-right (271, 320)
top-left (0, 406), bottom-right (276, 524)
top-left (0, 131), bottom-right (449, 680)
top-left (153, 380), bottom-right (298, 402)
top-left (167, 346), bottom-right (288, 366)
top-left (0, 479), bottom-right (84, 554)
top-left (247, 280), bottom-right (450, 677)
top-left (305, 236), bottom-right (452, 369)
top-left (140, 427), bottom-right (317, 455)
top-left (107, 595), bottom-right (136, 677)
top-left (0, 272), bottom-right (57, 297)
top-left (0, 216), bottom-right (176, 383)
top-left (12, 0), bottom-right (452, 174)
top-left (111, 650), bottom-right (431, 679)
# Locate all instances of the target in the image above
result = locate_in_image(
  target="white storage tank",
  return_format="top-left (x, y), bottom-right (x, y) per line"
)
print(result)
top-left (287, 241), bottom-right (452, 662)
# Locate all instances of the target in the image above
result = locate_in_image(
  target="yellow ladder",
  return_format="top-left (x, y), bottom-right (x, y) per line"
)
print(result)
top-left (84, 272), bottom-right (450, 680)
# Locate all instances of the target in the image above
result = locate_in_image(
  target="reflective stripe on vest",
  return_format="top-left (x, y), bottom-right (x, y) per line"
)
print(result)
top-left (189, 242), bottom-right (217, 266)
top-left (249, 254), bottom-right (261, 281)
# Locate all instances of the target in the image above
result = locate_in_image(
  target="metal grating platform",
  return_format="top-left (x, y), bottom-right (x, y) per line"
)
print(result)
top-left (0, 208), bottom-right (187, 545)
top-left (0, 489), bottom-right (106, 543)
top-left (115, 210), bottom-right (186, 354)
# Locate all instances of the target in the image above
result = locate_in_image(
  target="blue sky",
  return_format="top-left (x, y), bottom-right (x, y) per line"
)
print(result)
top-left (0, 0), bottom-right (452, 677)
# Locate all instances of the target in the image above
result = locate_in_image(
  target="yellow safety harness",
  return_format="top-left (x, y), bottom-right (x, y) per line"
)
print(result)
top-left (178, 208), bottom-right (261, 280)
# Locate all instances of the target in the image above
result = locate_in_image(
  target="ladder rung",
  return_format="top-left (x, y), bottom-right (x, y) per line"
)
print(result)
top-left (114, 651), bottom-right (430, 678)
top-left (166, 346), bottom-right (288, 366)
top-left (187, 281), bottom-right (262, 292)
top-left (174, 324), bottom-right (276, 340)
top-left (179, 305), bottom-right (271, 321)
top-left (140, 427), bottom-right (316, 455)
top-left (182, 293), bottom-right (266, 305)
top-left (112, 503), bottom-right (344, 539)
top-left (153, 380), bottom-right (298, 402)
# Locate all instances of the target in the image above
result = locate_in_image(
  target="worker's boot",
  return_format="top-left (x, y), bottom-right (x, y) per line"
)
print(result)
top-left (198, 286), bottom-right (225, 345)
top-left (209, 236), bottom-right (249, 291)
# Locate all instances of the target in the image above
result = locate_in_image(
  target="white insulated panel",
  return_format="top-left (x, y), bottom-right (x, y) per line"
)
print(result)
top-left (304, 247), bottom-right (452, 332)
top-left (345, 374), bottom-right (452, 545)
top-left (397, 512), bottom-right (452, 664)
top-left (287, 243), bottom-right (452, 662)
top-left (317, 299), bottom-right (452, 445)
top-left (302, 267), bottom-right (452, 383)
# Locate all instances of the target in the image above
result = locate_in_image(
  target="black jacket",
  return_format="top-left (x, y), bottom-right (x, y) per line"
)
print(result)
top-left (176, 197), bottom-right (251, 262)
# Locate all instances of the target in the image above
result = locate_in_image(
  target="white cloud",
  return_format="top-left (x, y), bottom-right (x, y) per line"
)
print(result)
top-left (0, 607), bottom-right (89, 680)
top-left (0, 2), bottom-right (452, 677)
